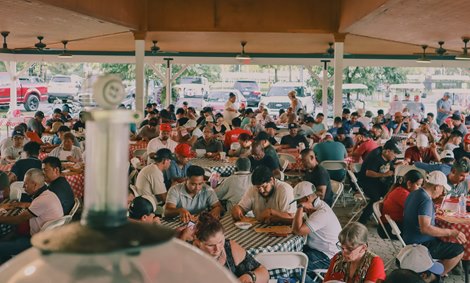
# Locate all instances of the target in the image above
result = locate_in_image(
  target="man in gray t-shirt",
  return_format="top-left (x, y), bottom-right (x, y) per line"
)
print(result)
top-left (447, 158), bottom-right (470, 197)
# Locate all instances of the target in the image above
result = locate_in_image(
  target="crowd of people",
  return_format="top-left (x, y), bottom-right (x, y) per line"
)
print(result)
top-left (0, 90), bottom-right (469, 282)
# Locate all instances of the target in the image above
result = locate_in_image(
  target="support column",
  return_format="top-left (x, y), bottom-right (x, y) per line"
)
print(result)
top-left (164, 58), bottom-right (173, 108)
top-left (8, 61), bottom-right (17, 116)
top-left (321, 60), bottom-right (330, 116)
top-left (333, 41), bottom-right (344, 117)
top-left (134, 33), bottom-right (146, 114)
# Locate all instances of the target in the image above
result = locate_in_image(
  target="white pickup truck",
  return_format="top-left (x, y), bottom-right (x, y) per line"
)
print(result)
top-left (174, 76), bottom-right (210, 109)
top-left (260, 82), bottom-right (315, 116)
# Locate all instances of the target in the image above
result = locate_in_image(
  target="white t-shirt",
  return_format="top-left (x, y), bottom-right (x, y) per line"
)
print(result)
top-left (192, 127), bottom-right (203, 138)
top-left (238, 180), bottom-right (296, 221)
top-left (305, 200), bottom-right (342, 258)
top-left (146, 137), bottom-right (178, 164)
top-left (135, 164), bottom-right (167, 203)
top-left (28, 189), bottom-right (64, 235)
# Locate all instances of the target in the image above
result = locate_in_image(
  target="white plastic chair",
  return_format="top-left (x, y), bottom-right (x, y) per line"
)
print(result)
top-left (41, 215), bottom-right (72, 232)
top-left (254, 252), bottom-right (309, 283)
top-left (278, 153), bottom-right (301, 179)
top-left (129, 184), bottom-right (139, 197)
top-left (394, 165), bottom-right (426, 183)
top-left (346, 170), bottom-right (371, 226)
top-left (330, 180), bottom-right (345, 208)
top-left (320, 160), bottom-right (348, 183)
top-left (384, 214), bottom-right (407, 248)
top-left (69, 198), bottom-right (80, 217)
top-left (372, 201), bottom-right (399, 252)
top-left (9, 181), bottom-right (24, 201)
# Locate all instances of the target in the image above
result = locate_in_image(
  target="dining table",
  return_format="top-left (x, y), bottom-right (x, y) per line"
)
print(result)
top-left (190, 157), bottom-right (237, 177)
top-left (160, 213), bottom-right (305, 279)
top-left (128, 140), bottom-right (149, 159)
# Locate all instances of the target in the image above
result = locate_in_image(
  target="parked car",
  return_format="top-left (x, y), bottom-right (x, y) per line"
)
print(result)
top-left (174, 76), bottom-right (210, 98)
top-left (233, 80), bottom-right (261, 107)
top-left (0, 73), bottom-right (48, 111)
top-left (259, 82), bottom-right (315, 116)
top-left (201, 89), bottom-right (246, 113)
top-left (47, 75), bottom-right (81, 103)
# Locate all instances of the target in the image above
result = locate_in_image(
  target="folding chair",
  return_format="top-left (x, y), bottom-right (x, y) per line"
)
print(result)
top-left (320, 160), bottom-right (348, 182)
top-left (384, 214), bottom-right (407, 248)
top-left (255, 252), bottom-right (309, 283)
top-left (69, 198), bottom-right (81, 218)
top-left (41, 215), bottom-right (73, 232)
top-left (330, 180), bottom-right (345, 208)
top-left (372, 200), bottom-right (399, 252)
top-left (129, 184), bottom-right (139, 197)
top-left (346, 170), bottom-right (375, 226)
top-left (278, 153), bottom-right (301, 180)
top-left (394, 165), bottom-right (427, 183)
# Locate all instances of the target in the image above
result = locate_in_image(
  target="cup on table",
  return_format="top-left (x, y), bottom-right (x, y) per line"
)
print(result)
top-left (220, 152), bottom-right (226, 161)
top-left (196, 149), bottom-right (206, 158)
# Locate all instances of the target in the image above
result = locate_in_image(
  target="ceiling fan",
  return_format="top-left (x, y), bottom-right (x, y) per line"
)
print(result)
top-left (416, 45), bottom-right (431, 63)
top-left (0, 31), bottom-right (14, 53)
top-left (236, 41), bottom-right (251, 61)
top-left (326, 42), bottom-right (334, 56)
top-left (149, 40), bottom-right (179, 55)
top-left (57, 40), bottom-right (72, 58)
top-left (435, 41), bottom-right (447, 56)
top-left (455, 38), bottom-right (470, 60)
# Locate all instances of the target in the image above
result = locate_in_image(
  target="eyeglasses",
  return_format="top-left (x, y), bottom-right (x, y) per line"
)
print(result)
top-left (336, 241), bottom-right (364, 253)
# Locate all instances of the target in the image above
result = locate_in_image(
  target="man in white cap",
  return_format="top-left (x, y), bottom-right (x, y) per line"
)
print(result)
top-left (404, 134), bottom-right (439, 164)
top-left (414, 149), bottom-right (454, 176)
top-left (291, 181), bottom-right (341, 282)
top-left (403, 171), bottom-right (465, 276)
top-left (396, 244), bottom-right (444, 282)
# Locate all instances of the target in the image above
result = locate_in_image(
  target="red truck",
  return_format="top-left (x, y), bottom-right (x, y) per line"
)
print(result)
top-left (0, 72), bottom-right (48, 111)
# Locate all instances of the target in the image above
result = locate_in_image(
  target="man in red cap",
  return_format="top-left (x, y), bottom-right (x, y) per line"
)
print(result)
top-left (453, 133), bottom-right (470, 161)
top-left (147, 123), bottom-right (177, 164)
top-left (166, 143), bottom-right (193, 187)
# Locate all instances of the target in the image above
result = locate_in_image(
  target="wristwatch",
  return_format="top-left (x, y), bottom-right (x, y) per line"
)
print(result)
top-left (247, 271), bottom-right (256, 282)
top-left (297, 203), bottom-right (304, 209)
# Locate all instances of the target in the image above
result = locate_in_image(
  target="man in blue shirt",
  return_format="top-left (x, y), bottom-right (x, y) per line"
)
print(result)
top-left (387, 112), bottom-right (410, 134)
top-left (414, 149), bottom-right (454, 176)
top-left (436, 93), bottom-right (453, 125)
top-left (403, 171), bottom-right (465, 276)
top-left (343, 112), bottom-right (364, 134)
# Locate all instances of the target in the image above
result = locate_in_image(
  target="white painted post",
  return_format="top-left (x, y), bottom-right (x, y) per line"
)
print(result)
top-left (135, 39), bottom-right (145, 114)
top-left (8, 61), bottom-right (17, 116)
top-left (333, 42), bottom-right (344, 117)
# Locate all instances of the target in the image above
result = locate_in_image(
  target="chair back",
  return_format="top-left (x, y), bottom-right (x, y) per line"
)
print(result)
top-left (320, 160), bottom-right (348, 171)
top-left (394, 165), bottom-right (426, 182)
top-left (133, 149), bottom-right (147, 158)
top-left (255, 252), bottom-right (308, 283)
top-left (372, 200), bottom-right (383, 219)
top-left (347, 169), bottom-right (359, 184)
top-left (9, 181), bottom-right (24, 201)
top-left (69, 198), bottom-right (80, 217)
top-left (41, 215), bottom-right (72, 232)
top-left (129, 184), bottom-right (139, 197)
top-left (278, 153), bottom-right (297, 164)
top-left (330, 180), bottom-right (343, 194)
top-left (384, 214), bottom-right (407, 247)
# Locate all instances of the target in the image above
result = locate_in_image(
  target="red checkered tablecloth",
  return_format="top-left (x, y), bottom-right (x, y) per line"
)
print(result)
top-left (277, 148), bottom-right (303, 170)
top-left (129, 141), bottom-right (148, 159)
top-left (436, 215), bottom-right (470, 260)
top-left (64, 172), bottom-right (85, 199)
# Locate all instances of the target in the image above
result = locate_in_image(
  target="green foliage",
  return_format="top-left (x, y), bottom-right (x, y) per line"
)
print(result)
top-left (343, 66), bottom-right (407, 95)
top-left (160, 86), bottom-right (179, 105)
top-left (0, 62), bottom-right (5, 72)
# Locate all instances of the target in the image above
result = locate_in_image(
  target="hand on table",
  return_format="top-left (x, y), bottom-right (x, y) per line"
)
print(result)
top-left (259, 208), bottom-right (273, 224)
top-left (452, 230), bottom-right (467, 244)
top-left (179, 208), bottom-right (193, 223)
top-left (238, 274), bottom-right (254, 283)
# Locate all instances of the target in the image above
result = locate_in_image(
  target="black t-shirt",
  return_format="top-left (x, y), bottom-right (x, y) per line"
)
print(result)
top-left (280, 134), bottom-right (309, 149)
top-left (48, 176), bottom-right (75, 215)
top-left (304, 165), bottom-right (333, 206)
top-left (249, 155), bottom-right (277, 172)
top-left (268, 136), bottom-right (278, 146)
top-left (73, 120), bottom-right (86, 131)
top-left (359, 147), bottom-right (394, 191)
top-left (335, 136), bottom-right (354, 149)
top-left (11, 157), bottom-right (42, 181)
top-left (453, 146), bottom-right (470, 162)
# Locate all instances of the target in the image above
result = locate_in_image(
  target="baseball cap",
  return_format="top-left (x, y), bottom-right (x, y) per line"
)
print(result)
top-left (324, 132), bottom-right (333, 139)
top-left (304, 116), bottom-right (315, 123)
top-left (365, 110), bottom-right (373, 118)
top-left (160, 123), bottom-right (172, 132)
top-left (182, 101), bottom-right (188, 106)
top-left (146, 103), bottom-right (153, 108)
top-left (383, 140), bottom-right (401, 154)
top-left (439, 150), bottom-right (454, 161)
top-left (51, 121), bottom-right (64, 133)
top-left (464, 133), bottom-right (470, 144)
top-left (35, 111), bottom-right (45, 118)
top-left (265, 122), bottom-right (279, 130)
top-left (451, 113), bottom-right (461, 121)
top-left (419, 118), bottom-right (429, 125)
top-left (397, 244), bottom-right (444, 275)
top-left (444, 92), bottom-right (451, 98)
top-left (336, 127), bottom-right (347, 135)
top-left (377, 109), bottom-right (384, 115)
top-left (290, 181), bottom-right (316, 204)
top-left (288, 123), bottom-right (299, 129)
top-left (183, 119), bottom-right (197, 129)
top-left (175, 143), bottom-right (194, 158)
top-left (254, 131), bottom-right (270, 141)
top-left (427, 171), bottom-right (451, 191)
top-left (354, 127), bottom-right (369, 137)
top-left (416, 134), bottom-right (429, 148)
top-left (12, 130), bottom-right (25, 137)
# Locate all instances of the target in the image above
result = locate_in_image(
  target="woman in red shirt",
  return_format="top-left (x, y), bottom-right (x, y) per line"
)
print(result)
top-left (379, 169), bottom-right (424, 238)
top-left (324, 222), bottom-right (386, 283)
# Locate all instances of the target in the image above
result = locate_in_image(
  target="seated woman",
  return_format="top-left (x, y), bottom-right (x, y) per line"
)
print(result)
top-left (128, 195), bottom-right (161, 223)
top-left (213, 115), bottom-right (228, 138)
top-left (193, 213), bottom-right (269, 283)
top-left (324, 222), bottom-right (386, 283)
top-left (379, 169), bottom-right (424, 239)
top-left (48, 132), bottom-right (83, 162)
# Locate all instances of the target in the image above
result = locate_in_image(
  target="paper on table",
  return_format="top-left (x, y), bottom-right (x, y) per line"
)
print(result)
top-left (239, 217), bottom-right (257, 224)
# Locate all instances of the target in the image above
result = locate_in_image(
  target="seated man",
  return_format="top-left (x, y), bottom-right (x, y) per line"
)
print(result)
top-left (387, 112), bottom-right (411, 134)
top-left (231, 165), bottom-right (295, 224)
top-left (351, 128), bottom-right (378, 163)
top-left (224, 117), bottom-right (251, 150)
top-left (254, 131), bottom-right (280, 170)
top-left (215, 158), bottom-right (252, 210)
top-left (228, 133), bottom-right (252, 158)
top-left (243, 117), bottom-right (264, 136)
top-left (404, 134), bottom-right (439, 164)
top-left (264, 122), bottom-right (279, 146)
top-left (403, 171), bottom-right (465, 276)
top-left (451, 113), bottom-right (468, 136)
top-left (128, 196), bottom-right (161, 224)
top-left (2, 130), bottom-right (26, 162)
top-left (444, 130), bottom-right (463, 151)
top-left (248, 141), bottom-right (281, 178)
top-left (165, 165), bottom-right (222, 222)
top-left (343, 111), bottom-right (365, 134)
top-left (165, 143), bottom-right (192, 187)
top-left (291, 181), bottom-right (341, 281)
top-left (358, 140), bottom-right (400, 225)
top-left (45, 108), bottom-right (63, 133)
top-left (414, 150), bottom-right (454, 176)
top-left (137, 118), bottom-right (159, 141)
top-left (453, 133), bottom-right (470, 161)
top-left (11, 142), bottom-right (42, 181)
top-left (192, 126), bottom-right (223, 158)
top-left (146, 123), bottom-right (177, 164)
top-left (300, 149), bottom-right (334, 206)
top-left (43, 157), bottom-right (75, 215)
top-left (327, 117), bottom-right (343, 138)
top-left (136, 149), bottom-right (172, 204)
top-left (310, 113), bottom-right (327, 140)
top-left (314, 133), bottom-right (348, 182)
top-left (27, 111), bottom-right (45, 138)
top-left (334, 128), bottom-right (354, 154)
top-left (446, 157), bottom-right (470, 197)
top-left (0, 168), bottom-right (63, 263)
top-left (396, 245), bottom-right (444, 283)
top-left (280, 123), bottom-right (309, 149)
